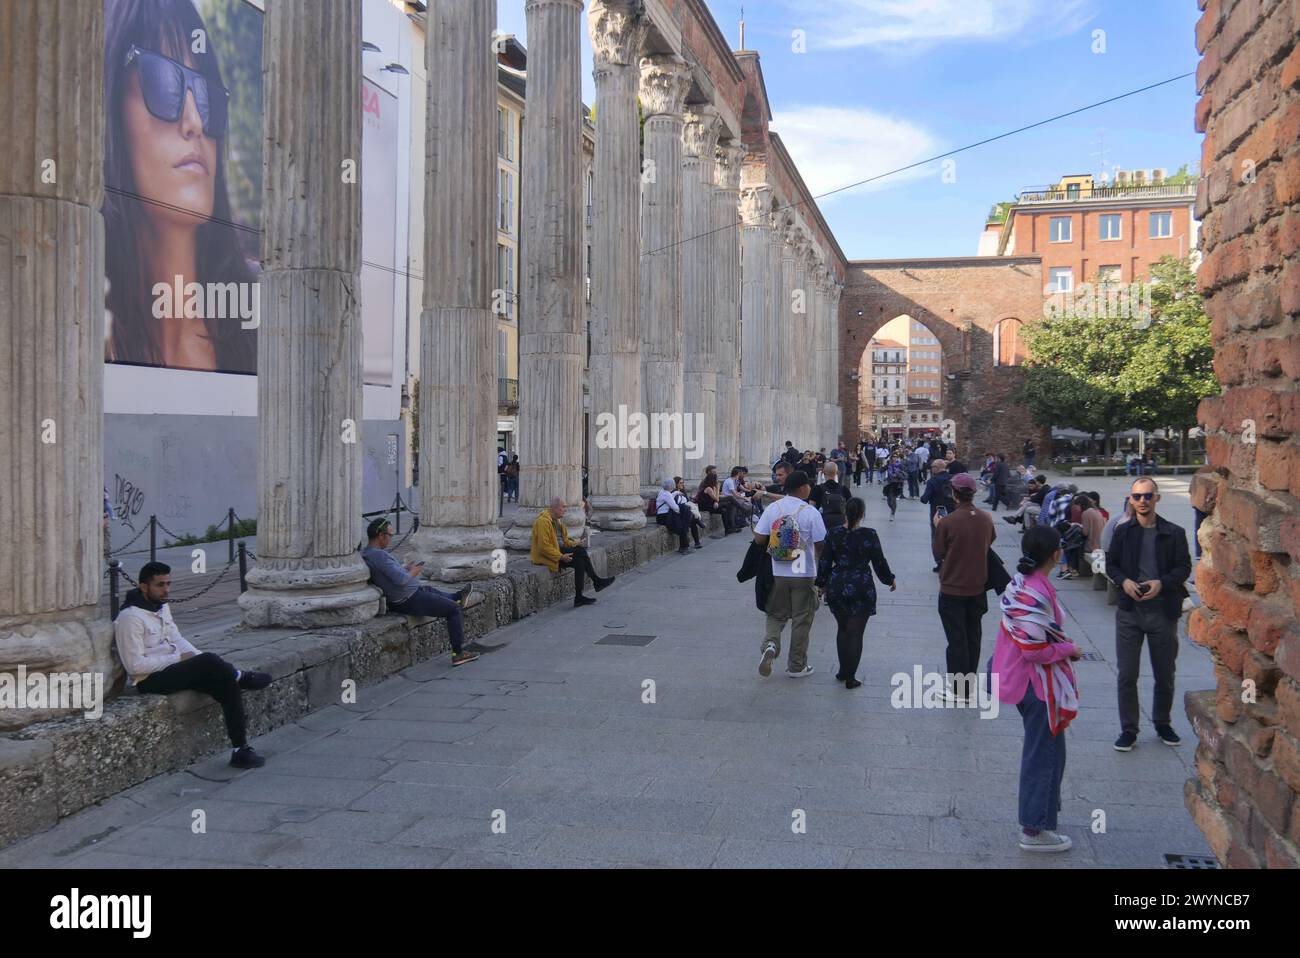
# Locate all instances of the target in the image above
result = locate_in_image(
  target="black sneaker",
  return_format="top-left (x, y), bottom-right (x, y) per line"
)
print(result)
top-left (1155, 725), bottom-right (1182, 746)
top-left (574, 594), bottom-right (597, 608)
top-left (1113, 731), bottom-right (1137, 752)
top-left (237, 670), bottom-right (272, 691)
top-left (453, 586), bottom-right (472, 608)
top-left (230, 746), bottom-right (266, 769)
top-left (594, 575), bottom-right (614, 593)
top-left (1002, 515), bottom-right (1020, 524)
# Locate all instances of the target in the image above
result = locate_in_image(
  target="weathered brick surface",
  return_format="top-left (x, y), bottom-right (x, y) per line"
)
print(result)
top-left (837, 258), bottom-right (1050, 458)
top-left (1187, 0), bottom-right (1300, 869)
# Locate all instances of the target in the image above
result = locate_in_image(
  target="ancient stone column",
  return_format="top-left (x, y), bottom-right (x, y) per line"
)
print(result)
top-left (779, 220), bottom-right (801, 452)
top-left (816, 266), bottom-right (834, 449)
top-left (241, 0), bottom-right (378, 627)
top-left (680, 107), bottom-right (721, 475)
top-left (767, 208), bottom-right (792, 459)
top-left (404, 0), bottom-right (504, 581)
top-left (637, 55), bottom-right (692, 494)
top-left (505, 0), bottom-right (587, 549)
top-left (0, 0), bottom-right (113, 726)
top-left (831, 281), bottom-right (844, 444)
top-left (739, 185), bottom-right (773, 472)
top-left (712, 144), bottom-right (744, 472)
top-left (586, 0), bottom-right (646, 530)
top-left (794, 239), bottom-right (814, 449)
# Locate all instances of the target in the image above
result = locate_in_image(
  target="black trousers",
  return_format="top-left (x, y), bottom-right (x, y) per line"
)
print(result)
top-left (938, 592), bottom-right (988, 679)
top-left (832, 609), bottom-right (869, 681)
top-left (560, 545), bottom-right (600, 595)
top-left (137, 652), bottom-right (247, 749)
top-left (657, 511), bottom-right (690, 549)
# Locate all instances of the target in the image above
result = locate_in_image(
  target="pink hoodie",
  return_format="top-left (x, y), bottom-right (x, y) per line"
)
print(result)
top-left (991, 570), bottom-right (1078, 704)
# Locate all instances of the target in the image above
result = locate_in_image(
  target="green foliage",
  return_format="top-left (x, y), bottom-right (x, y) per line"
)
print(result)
top-left (987, 201), bottom-right (1013, 224)
top-left (201, 0), bottom-right (263, 241)
top-left (164, 517), bottom-right (256, 548)
top-left (1020, 255), bottom-right (1218, 455)
top-left (1162, 163), bottom-right (1199, 186)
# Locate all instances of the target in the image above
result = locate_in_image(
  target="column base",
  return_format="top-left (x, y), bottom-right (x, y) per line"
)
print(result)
top-left (588, 495), bottom-right (648, 531)
top-left (238, 556), bottom-right (380, 628)
top-left (402, 525), bottom-right (505, 582)
top-left (0, 608), bottom-right (114, 731)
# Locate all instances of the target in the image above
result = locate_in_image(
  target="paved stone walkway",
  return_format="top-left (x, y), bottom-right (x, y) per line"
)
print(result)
top-left (3, 472), bottom-right (1213, 868)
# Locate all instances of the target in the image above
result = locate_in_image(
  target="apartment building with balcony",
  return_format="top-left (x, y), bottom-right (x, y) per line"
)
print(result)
top-left (988, 168), bottom-right (1199, 296)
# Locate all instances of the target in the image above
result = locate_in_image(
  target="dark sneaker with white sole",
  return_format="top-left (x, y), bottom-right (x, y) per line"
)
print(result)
top-left (1155, 725), bottom-right (1182, 746)
top-left (759, 643), bottom-right (777, 678)
top-left (1113, 731), bottom-right (1137, 751)
top-left (237, 670), bottom-right (272, 691)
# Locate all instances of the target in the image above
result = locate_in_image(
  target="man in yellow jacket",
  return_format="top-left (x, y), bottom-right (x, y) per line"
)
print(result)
top-left (530, 497), bottom-right (614, 607)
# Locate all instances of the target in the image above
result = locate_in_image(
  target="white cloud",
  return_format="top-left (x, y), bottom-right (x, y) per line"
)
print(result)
top-left (780, 0), bottom-right (1097, 51)
top-left (771, 105), bottom-right (945, 202)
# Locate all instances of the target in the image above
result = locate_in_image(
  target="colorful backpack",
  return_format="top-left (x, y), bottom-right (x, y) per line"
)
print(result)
top-left (767, 503), bottom-right (808, 561)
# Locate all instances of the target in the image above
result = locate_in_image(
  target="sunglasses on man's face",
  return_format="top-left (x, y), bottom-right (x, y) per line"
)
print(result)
top-left (126, 45), bottom-right (228, 138)
top-left (1131, 492), bottom-right (1155, 501)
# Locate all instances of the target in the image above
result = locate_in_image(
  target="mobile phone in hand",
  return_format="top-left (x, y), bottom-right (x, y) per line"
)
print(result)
top-left (1137, 582), bottom-right (1151, 596)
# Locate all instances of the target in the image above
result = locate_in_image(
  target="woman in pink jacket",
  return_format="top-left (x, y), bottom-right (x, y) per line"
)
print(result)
top-left (992, 525), bottom-right (1083, 853)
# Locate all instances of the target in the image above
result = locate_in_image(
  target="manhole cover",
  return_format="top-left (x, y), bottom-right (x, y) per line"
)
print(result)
top-left (597, 634), bottom-right (656, 647)
top-left (497, 682), bottom-right (528, 692)
top-left (1164, 853), bottom-right (1219, 869)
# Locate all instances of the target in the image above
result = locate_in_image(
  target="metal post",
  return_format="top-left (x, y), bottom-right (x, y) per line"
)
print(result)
top-left (228, 507), bottom-right (236, 564)
top-left (238, 542), bottom-right (248, 594)
top-left (109, 559), bottom-right (121, 619)
top-left (149, 515), bottom-right (157, 562)
top-left (394, 493), bottom-right (401, 536)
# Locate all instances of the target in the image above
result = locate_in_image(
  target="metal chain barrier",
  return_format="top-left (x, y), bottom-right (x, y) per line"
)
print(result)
top-left (106, 522), bottom-right (149, 556)
top-left (391, 517), bottom-right (419, 550)
top-left (167, 562), bottom-right (240, 604)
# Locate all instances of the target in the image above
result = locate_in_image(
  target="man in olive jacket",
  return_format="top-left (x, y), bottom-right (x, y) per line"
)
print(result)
top-left (1104, 477), bottom-right (1191, 752)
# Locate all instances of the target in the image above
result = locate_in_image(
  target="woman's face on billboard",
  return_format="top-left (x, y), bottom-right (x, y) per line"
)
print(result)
top-left (123, 48), bottom-right (216, 232)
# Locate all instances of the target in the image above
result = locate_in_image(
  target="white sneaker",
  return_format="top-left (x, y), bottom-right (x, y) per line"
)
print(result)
top-left (1018, 829), bottom-right (1073, 853)
top-left (758, 643), bottom-right (777, 678)
top-left (785, 665), bottom-right (815, 678)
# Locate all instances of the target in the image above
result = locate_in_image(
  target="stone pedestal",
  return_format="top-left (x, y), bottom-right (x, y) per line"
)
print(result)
top-left (405, 0), bottom-right (505, 579)
top-left (637, 55), bottom-right (692, 496)
top-left (239, 0), bottom-right (379, 626)
top-left (0, 1), bottom-right (114, 728)
top-left (586, 1), bottom-right (647, 530)
top-left (505, 0), bottom-right (588, 549)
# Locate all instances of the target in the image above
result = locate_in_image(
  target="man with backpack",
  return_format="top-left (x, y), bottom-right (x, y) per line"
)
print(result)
top-left (810, 460), bottom-right (848, 532)
top-left (754, 470), bottom-right (827, 679)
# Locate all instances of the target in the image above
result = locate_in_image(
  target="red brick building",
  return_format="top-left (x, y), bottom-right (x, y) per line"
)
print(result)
top-left (1185, 0), bottom-right (1300, 869)
top-left (995, 171), bottom-right (1199, 292)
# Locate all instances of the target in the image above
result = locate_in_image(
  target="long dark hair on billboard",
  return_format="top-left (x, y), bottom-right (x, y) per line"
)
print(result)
top-left (103, 0), bottom-right (257, 373)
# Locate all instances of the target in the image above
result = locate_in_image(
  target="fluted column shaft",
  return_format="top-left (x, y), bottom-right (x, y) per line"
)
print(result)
top-left (739, 186), bottom-right (772, 471)
top-left (711, 146), bottom-right (742, 472)
top-left (506, 0), bottom-right (587, 548)
top-left (831, 283), bottom-right (843, 444)
top-left (637, 56), bottom-right (691, 493)
top-left (0, 0), bottom-right (112, 726)
top-left (779, 228), bottom-right (799, 453)
top-left (681, 108), bottom-right (720, 474)
top-left (241, 0), bottom-right (379, 626)
top-left (587, 1), bottom-right (646, 529)
top-left (765, 213), bottom-right (787, 461)
top-left (406, 0), bottom-right (504, 579)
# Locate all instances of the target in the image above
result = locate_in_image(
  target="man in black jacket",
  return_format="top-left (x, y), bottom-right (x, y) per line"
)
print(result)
top-left (1104, 477), bottom-right (1192, 752)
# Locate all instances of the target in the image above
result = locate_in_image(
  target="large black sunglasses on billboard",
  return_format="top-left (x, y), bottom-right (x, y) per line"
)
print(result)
top-left (125, 44), bottom-right (228, 138)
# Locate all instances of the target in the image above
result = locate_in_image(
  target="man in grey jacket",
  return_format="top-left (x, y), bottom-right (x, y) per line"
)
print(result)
top-left (115, 562), bottom-right (272, 768)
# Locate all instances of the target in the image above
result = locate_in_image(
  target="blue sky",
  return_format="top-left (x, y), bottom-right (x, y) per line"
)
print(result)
top-left (498, 0), bottom-right (1203, 259)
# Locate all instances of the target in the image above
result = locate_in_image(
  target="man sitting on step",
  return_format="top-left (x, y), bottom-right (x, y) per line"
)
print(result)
top-left (530, 497), bottom-right (614, 608)
top-left (361, 518), bottom-right (480, 667)
top-left (114, 561), bottom-right (273, 769)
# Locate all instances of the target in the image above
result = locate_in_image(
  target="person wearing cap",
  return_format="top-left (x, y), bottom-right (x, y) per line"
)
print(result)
top-left (361, 518), bottom-right (479, 666)
top-left (934, 472), bottom-right (997, 702)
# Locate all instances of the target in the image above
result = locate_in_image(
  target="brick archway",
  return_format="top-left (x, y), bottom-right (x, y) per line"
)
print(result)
top-left (838, 257), bottom-right (1050, 462)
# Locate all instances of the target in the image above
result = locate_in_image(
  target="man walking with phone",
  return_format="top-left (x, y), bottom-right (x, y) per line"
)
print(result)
top-left (1104, 478), bottom-right (1191, 751)
top-left (362, 518), bottom-right (480, 665)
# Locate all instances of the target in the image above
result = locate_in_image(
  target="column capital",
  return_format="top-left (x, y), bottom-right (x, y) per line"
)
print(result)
top-left (714, 143), bottom-right (745, 190)
top-left (682, 106), bottom-right (722, 159)
top-left (589, 0), bottom-right (646, 68)
top-left (740, 185), bottom-right (772, 225)
top-left (639, 54), bottom-right (692, 117)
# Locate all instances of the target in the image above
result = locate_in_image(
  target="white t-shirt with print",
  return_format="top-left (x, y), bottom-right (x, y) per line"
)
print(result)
top-left (755, 496), bottom-right (826, 579)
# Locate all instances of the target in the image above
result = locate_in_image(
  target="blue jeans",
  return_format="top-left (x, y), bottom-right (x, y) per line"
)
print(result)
top-left (390, 586), bottom-right (464, 652)
top-left (1016, 683), bottom-right (1067, 831)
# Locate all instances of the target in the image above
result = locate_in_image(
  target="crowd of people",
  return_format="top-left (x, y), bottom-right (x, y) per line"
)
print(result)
top-left (110, 431), bottom-right (1191, 858)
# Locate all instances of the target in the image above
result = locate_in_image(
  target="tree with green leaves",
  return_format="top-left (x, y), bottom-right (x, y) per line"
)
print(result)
top-left (1020, 255), bottom-right (1217, 462)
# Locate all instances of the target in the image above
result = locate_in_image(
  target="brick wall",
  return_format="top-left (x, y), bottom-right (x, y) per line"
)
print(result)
top-left (1010, 202), bottom-right (1197, 285)
top-left (838, 259), bottom-right (1051, 461)
top-left (1185, 0), bottom-right (1300, 869)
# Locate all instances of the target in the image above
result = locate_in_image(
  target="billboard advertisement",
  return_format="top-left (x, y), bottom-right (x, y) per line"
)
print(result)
top-left (102, 0), bottom-right (398, 385)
